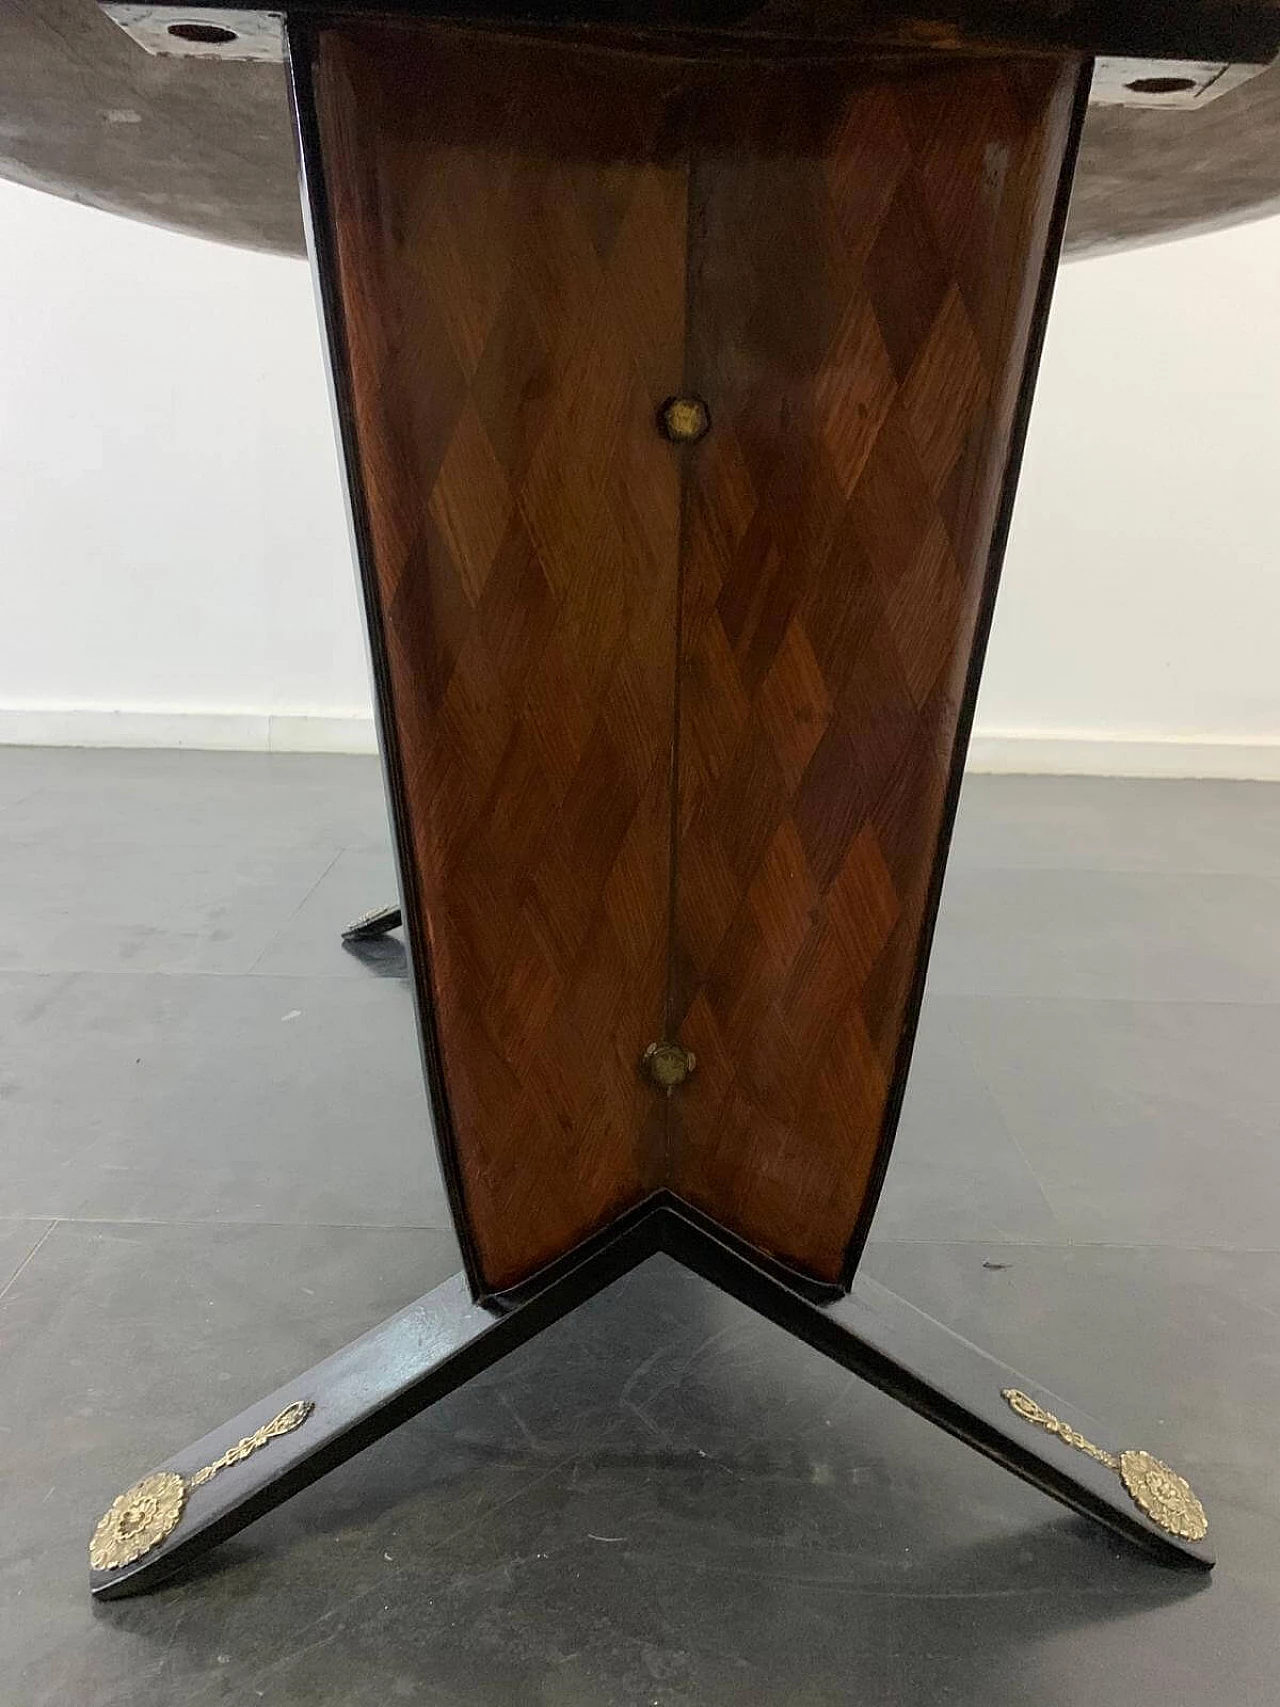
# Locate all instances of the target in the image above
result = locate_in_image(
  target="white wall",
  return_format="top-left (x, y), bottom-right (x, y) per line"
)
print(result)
top-left (0, 177), bottom-right (371, 752)
top-left (2, 174), bottom-right (1279, 773)
top-left (972, 213), bottom-right (1280, 778)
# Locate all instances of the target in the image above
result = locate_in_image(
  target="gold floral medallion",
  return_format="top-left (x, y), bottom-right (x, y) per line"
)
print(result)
top-left (1118, 1448), bottom-right (1208, 1541)
top-left (90, 1471), bottom-right (187, 1570)
top-left (1002, 1389), bottom-right (1207, 1542)
top-left (90, 1400), bottom-right (313, 1572)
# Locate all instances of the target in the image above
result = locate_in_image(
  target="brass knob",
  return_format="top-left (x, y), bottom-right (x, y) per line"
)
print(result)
top-left (642, 1041), bottom-right (696, 1091)
top-left (658, 395), bottom-right (710, 444)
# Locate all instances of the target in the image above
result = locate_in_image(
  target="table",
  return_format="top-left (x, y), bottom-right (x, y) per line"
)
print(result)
top-left (85, 0), bottom-right (1274, 1598)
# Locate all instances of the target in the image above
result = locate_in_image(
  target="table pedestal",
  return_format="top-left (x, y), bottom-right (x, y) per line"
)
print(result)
top-left (88, 13), bottom-right (1219, 1594)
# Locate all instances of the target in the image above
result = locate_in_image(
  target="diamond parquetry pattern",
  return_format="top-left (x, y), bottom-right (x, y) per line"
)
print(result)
top-left (316, 28), bottom-right (1079, 1291)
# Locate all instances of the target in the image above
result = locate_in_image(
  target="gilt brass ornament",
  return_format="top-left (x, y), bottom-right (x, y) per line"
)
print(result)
top-left (658, 395), bottom-right (710, 444)
top-left (1116, 1449), bottom-right (1208, 1541)
top-left (643, 1040), bottom-right (696, 1091)
top-left (1002, 1389), bottom-right (1207, 1541)
top-left (89, 1400), bottom-right (314, 1571)
top-left (88, 1472), bottom-right (187, 1571)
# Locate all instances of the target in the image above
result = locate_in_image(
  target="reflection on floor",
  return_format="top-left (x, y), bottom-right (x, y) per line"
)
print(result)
top-left (1, 749), bottom-right (1278, 1706)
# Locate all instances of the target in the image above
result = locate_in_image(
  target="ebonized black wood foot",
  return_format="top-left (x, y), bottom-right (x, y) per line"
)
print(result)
top-left (341, 903), bottom-right (402, 942)
top-left (89, 1204), bottom-right (1211, 1599)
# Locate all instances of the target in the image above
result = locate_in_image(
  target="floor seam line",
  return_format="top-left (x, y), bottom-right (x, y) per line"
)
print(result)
top-left (0, 1216), bottom-right (61, 1302)
top-left (243, 845), bottom-right (348, 973)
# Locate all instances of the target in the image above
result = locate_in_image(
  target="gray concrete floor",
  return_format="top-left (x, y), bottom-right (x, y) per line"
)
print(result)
top-left (2, 748), bottom-right (1278, 1706)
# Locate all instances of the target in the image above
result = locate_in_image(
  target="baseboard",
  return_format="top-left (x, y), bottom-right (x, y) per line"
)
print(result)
top-left (0, 705), bottom-right (378, 754)
top-left (2, 709), bottom-right (1278, 778)
top-left (966, 730), bottom-right (1280, 781)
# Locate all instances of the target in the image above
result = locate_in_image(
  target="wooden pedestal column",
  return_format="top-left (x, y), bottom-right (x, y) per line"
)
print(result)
top-left (303, 24), bottom-right (1080, 1296)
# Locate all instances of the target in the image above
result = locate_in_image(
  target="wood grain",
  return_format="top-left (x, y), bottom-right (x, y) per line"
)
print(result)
top-left (312, 29), bottom-right (691, 1290)
top-left (308, 24), bottom-right (1081, 1292)
top-left (670, 57), bottom-right (1080, 1281)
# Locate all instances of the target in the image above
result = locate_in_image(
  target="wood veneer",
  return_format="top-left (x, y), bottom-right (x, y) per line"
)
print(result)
top-left (669, 56), bottom-right (1080, 1280)
top-left (309, 23), bottom-right (1082, 1293)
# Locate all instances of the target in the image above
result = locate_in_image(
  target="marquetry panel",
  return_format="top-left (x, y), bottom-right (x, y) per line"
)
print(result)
top-left (670, 57), bottom-right (1080, 1281)
top-left (311, 22), bottom-right (1080, 1293)
top-left (312, 28), bottom-right (690, 1290)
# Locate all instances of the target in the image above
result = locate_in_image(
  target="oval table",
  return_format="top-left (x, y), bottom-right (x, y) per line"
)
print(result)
top-left (41, 0), bottom-right (1269, 1600)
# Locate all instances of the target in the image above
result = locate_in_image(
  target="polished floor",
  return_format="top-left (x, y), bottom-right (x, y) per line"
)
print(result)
top-left (1, 748), bottom-right (1278, 1706)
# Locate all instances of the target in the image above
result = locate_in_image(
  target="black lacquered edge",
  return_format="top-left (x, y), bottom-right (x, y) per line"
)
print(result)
top-left (108, 0), bottom-right (1280, 64)
top-left (484, 1189), bottom-right (844, 1313)
top-left (90, 1212), bottom-right (662, 1599)
top-left (664, 1208), bottom-right (1213, 1569)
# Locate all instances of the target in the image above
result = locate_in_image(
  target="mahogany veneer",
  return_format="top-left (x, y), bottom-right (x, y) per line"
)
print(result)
top-left (311, 25), bottom-right (1080, 1292)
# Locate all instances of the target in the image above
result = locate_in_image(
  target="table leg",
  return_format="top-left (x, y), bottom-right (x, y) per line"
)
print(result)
top-left (341, 903), bottom-right (402, 942)
top-left (91, 1203), bottom-right (1209, 1598)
